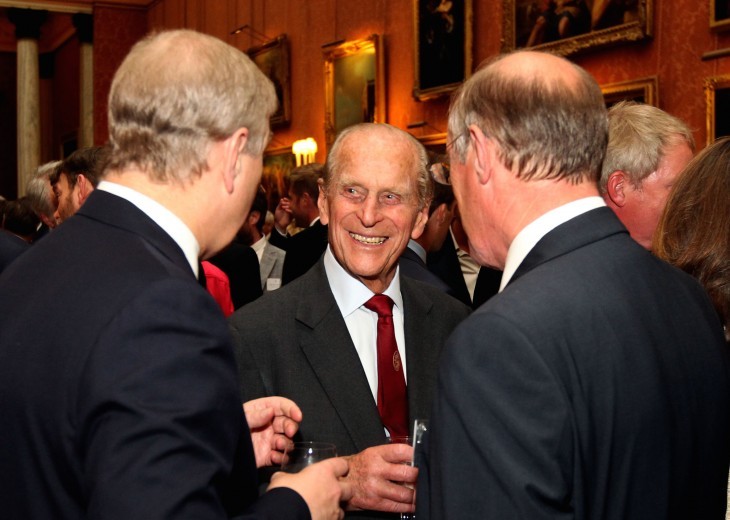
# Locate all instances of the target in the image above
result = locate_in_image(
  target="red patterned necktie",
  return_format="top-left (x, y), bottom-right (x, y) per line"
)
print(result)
top-left (363, 294), bottom-right (409, 437)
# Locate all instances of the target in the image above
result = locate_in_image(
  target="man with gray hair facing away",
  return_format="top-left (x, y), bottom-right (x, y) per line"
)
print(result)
top-left (25, 160), bottom-right (60, 239)
top-left (417, 51), bottom-right (729, 520)
top-left (0, 30), bottom-right (349, 520)
top-left (600, 101), bottom-right (694, 250)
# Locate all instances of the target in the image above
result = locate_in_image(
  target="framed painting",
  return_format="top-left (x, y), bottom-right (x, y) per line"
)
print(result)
top-left (248, 34), bottom-right (291, 127)
top-left (704, 74), bottom-right (730, 144)
top-left (262, 146), bottom-right (296, 209)
top-left (503, 0), bottom-right (653, 57)
top-left (323, 34), bottom-right (385, 147)
top-left (601, 76), bottom-right (657, 108)
top-left (413, 0), bottom-right (473, 101)
top-left (711, 0), bottom-right (730, 31)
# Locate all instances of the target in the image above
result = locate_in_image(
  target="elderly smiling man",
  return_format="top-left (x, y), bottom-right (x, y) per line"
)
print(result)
top-left (229, 122), bottom-right (470, 519)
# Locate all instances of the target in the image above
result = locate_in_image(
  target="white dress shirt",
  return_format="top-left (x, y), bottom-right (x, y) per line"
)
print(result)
top-left (251, 235), bottom-right (266, 263)
top-left (323, 246), bottom-right (408, 403)
top-left (97, 181), bottom-right (200, 277)
top-left (499, 196), bottom-right (606, 291)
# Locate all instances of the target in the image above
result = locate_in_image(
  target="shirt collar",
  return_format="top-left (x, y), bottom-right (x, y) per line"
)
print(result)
top-left (97, 180), bottom-right (201, 277)
top-left (323, 246), bottom-right (403, 317)
top-left (500, 196), bottom-right (606, 291)
top-left (251, 235), bottom-right (267, 255)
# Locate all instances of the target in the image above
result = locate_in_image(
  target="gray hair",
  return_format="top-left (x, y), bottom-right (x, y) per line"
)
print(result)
top-left (106, 29), bottom-right (277, 183)
top-left (25, 160), bottom-right (61, 218)
top-left (323, 123), bottom-right (432, 209)
top-left (448, 51), bottom-right (608, 184)
top-left (599, 101), bottom-right (694, 193)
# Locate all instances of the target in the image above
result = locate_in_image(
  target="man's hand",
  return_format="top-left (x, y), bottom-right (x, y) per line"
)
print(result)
top-left (343, 443), bottom-right (418, 514)
top-left (274, 197), bottom-right (292, 234)
top-left (269, 457), bottom-right (353, 520)
top-left (243, 396), bottom-right (302, 468)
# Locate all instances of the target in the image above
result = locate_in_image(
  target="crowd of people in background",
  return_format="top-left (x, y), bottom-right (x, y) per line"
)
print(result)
top-left (0, 27), bottom-right (728, 520)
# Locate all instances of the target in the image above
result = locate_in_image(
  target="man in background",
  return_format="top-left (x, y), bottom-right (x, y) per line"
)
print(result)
top-left (269, 163), bottom-right (329, 284)
top-left (600, 100), bottom-right (694, 250)
top-left (50, 145), bottom-right (109, 224)
top-left (25, 160), bottom-right (60, 239)
top-left (418, 51), bottom-right (729, 519)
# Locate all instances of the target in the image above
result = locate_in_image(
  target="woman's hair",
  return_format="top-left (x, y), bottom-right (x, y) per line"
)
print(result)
top-left (654, 137), bottom-right (730, 330)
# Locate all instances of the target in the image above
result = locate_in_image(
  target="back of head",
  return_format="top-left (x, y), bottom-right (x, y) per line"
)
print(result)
top-left (324, 123), bottom-right (432, 208)
top-left (289, 163), bottom-right (324, 201)
top-left (600, 101), bottom-right (694, 193)
top-left (26, 160), bottom-right (61, 218)
top-left (106, 29), bottom-right (277, 184)
top-left (448, 51), bottom-right (608, 184)
top-left (53, 147), bottom-right (109, 188)
top-left (428, 154), bottom-right (454, 216)
top-left (654, 137), bottom-right (730, 329)
top-left (2, 198), bottom-right (39, 239)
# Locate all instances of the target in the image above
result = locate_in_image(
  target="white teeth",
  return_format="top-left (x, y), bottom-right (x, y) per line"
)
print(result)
top-left (350, 232), bottom-right (386, 245)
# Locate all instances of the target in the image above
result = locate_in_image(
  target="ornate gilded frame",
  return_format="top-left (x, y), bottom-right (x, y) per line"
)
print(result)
top-left (323, 35), bottom-right (385, 147)
top-left (248, 34), bottom-right (291, 128)
top-left (704, 74), bottom-right (730, 144)
top-left (413, 0), bottom-right (473, 101)
top-left (601, 76), bottom-right (658, 107)
top-left (502, 0), bottom-right (653, 56)
top-left (711, 0), bottom-right (730, 31)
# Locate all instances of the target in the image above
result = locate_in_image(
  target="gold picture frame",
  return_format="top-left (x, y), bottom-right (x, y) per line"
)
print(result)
top-left (248, 35), bottom-right (291, 128)
top-left (262, 145), bottom-right (296, 207)
top-left (601, 76), bottom-right (658, 107)
top-left (704, 74), bottom-right (730, 144)
top-left (413, 0), bottom-right (473, 101)
top-left (711, 0), bottom-right (730, 31)
top-left (323, 34), bottom-right (385, 148)
top-left (503, 0), bottom-right (653, 57)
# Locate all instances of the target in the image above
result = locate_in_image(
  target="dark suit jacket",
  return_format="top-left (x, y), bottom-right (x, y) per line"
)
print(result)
top-left (229, 259), bottom-right (470, 519)
top-left (399, 245), bottom-right (457, 298)
top-left (426, 234), bottom-right (501, 308)
top-left (281, 221), bottom-right (329, 285)
top-left (0, 190), bottom-right (307, 519)
top-left (0, 229), bottom-right (29, 275)
top-left (209, 239), bottom-right (263, 309)
top-left (418, 207), bottom-right (730, 520)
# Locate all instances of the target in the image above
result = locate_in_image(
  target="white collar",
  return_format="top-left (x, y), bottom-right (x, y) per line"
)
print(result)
top-left (97, 180), bottom-right (200, 277)
top-left (323, 246), bottom-right (403, 317)
top-left (407, 240), bottom-right (427, 263)
top-left (500, 196), bottom-right (606, 291)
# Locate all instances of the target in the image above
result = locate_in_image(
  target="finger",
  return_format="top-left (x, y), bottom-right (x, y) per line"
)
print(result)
top-left (273, 415), bottom-right (300, 438)
top-left (377, 443), bottom-right (414, 464)
top-left (339, 480), bottom-right (354, 504)
top-left (245, 407), bottom-right (276, 430)
top-left (324, 456), bottom-right (350, 478)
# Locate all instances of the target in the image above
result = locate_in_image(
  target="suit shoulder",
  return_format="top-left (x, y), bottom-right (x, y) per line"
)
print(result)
top-left (402, 276), bottom-right (471, 316)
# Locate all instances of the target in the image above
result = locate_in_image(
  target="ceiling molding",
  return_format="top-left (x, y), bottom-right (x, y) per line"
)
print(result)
top-left (0, 0), bottom-right (155, 14)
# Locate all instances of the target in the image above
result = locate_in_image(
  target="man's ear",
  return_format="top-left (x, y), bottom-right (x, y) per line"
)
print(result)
top-left (249, 210), bottom-right (261, 227)
top-left (224, 128), bottom-right (250, 194)
top-left (317, 181), bottom-right (330, 225)
top-left (606, 171), bottom-right (627, 207)
top-left (76, 174), bottom-right (94, 205)
top-left (410, 205), bottom-right (430, 241)
top-left (469, 125), bottom-right (492, 185)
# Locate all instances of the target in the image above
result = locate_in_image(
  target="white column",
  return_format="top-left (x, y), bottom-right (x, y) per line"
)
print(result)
top-left (74, 13), bottom-right (94, 148)
top-left (9, 8), bottom-right (46, 197)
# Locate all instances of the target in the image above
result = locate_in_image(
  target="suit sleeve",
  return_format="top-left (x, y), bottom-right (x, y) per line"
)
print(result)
top-left (76, 278), bottom-right (308, 520)
top-left (421, 312), bottom-right (574, 520)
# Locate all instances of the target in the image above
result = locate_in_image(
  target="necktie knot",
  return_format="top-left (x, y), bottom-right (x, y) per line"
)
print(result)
top-left (364, 294), bottom-right (394, 318)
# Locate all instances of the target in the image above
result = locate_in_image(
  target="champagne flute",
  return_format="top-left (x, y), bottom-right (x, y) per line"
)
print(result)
top-left (280, 441), bottom-right (337, 473)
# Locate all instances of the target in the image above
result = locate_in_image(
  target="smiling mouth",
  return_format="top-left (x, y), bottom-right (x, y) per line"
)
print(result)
top-left (350, 232), bottom-right (387, 245)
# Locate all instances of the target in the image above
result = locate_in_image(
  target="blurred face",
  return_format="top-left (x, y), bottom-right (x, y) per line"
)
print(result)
top-left (287, 189), bottom-right (309, 227)
top-left (319, 137), bottom-right (428, 293)
top-left (53, 173), bottom-right (81, 224)
top-left (620, 140), bottom-right (693, 250)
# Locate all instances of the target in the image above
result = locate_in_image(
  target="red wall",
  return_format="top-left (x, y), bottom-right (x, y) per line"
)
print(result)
top-left (134, 0), bottom-right (730, 159)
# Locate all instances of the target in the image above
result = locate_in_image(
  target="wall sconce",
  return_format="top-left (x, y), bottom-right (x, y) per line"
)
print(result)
top-left (292, 138), bottom-right (318, 167)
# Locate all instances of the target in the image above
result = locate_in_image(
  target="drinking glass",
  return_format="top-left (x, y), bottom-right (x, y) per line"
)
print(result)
top-left (394, 420), bottom-right (428, 520)
top-left (280, 441), bottom-right (337, 473)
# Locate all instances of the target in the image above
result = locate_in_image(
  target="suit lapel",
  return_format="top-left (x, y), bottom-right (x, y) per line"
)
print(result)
top-left (508, 207), bottom-right (627, 287)
top-left (295, 262), bottom-right (386, 452)
top-left (259, 246), bottom-right (275, 287)
top-left (401, 278), bottom-right (438, 425)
